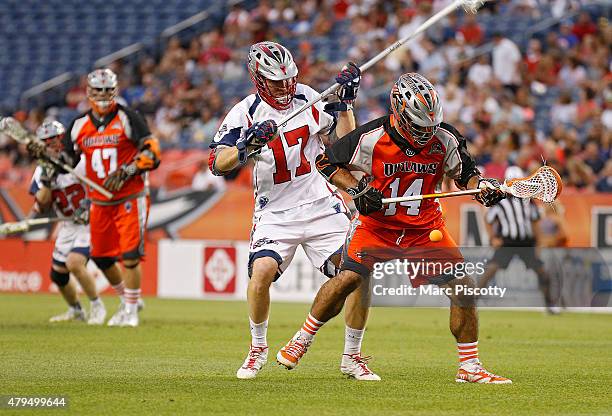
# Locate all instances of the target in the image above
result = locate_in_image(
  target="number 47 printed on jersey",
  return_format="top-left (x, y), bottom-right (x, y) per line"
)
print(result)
top-left (91, 148), bottom-right (117, 178)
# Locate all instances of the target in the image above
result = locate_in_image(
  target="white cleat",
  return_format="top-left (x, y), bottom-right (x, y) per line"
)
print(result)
top-left (341, 353), bottom-right (381, 381)
top-left (236, 345), bottom-right (268, 379)
top-left (87, 300), bottom-right (107, 325)
top-left (119, 311), bottom-right (139, 327)
top-left (107, 304), bottom-right (126, 327)
top-left (49, 307), bottom-right (86, 323)
top-left (137, 298), bottom-right (145, 312)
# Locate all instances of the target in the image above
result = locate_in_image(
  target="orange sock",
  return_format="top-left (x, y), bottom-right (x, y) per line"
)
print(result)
top-left (300, 313), bottom-right (324, 340)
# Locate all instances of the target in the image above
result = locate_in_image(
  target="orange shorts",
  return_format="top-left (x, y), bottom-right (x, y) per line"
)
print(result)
top-left (341, 217), bottom-right (464, 287)
top-left (90, 195), bottom-right (149, 260)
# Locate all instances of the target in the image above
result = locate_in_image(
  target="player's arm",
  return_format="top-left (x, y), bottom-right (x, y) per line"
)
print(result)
top-left (442, 123), bottom-right (505, 207)
top-left (484, 210), bottom-right (502, 248)
top-left (316, 125), bottom-right (383, 216)
top-left (103, 108), bottom-right (161, 191)
top-left (209, 101), bottom-right (279, 175)
top-left (27, 167), bottom-right (53, 220)
top-left (212, 121), bottom-right (278, 174)
top-left (321, 62), bottom-right (360, 146)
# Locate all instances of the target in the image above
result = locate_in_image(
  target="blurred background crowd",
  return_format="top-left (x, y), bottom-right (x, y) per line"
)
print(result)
top-left (1, 0), bottom-right (610, 192)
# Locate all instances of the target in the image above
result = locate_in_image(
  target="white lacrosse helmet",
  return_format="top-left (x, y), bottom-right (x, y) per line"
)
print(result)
top-left (36, 120), bottom-right (66, 141)
top-left (390, 73), bottom-right (443, 147)
top-left (87, 68), bottom-right (118, 115)
top-left (247, 41), bottom-right (298, 110)
top-left (36, 120), bottom-right (66, 154)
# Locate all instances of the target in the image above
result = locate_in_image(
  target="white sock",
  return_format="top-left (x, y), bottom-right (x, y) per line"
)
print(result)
top-left (250, 318), bottom-right (268, 347)
top-left (90, 297), bottom-right (102, 306)
top-left (124, 288), bottom-right (140, 314)
top-left (344, 326), bottom-right (365, 355)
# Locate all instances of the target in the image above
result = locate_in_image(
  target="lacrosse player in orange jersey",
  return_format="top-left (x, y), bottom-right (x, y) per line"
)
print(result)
top-left (277, 73), bottom-right (512, 384)
top-left (56, 69), bottom-right (161, 327)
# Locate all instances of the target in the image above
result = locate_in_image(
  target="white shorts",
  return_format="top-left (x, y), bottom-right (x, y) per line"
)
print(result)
top-left (52, 222), bottom-right (91, 266)
top-left (249, 195), bottom-right (350, 278)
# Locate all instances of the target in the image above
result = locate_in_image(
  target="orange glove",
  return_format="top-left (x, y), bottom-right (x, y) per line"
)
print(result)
top-left (135, 137), bottom-right (161, 171)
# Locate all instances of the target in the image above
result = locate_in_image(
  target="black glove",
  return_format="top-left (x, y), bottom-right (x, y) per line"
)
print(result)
top-left (73, 198), bottom-right (91, 225)
top-left (38, 163), bottom-right (58, 188)
top-left (245, 120), bottom-right (278, 150)
top-left (475, 178), bottom-right (506, 207)
top-left (347, 176), bottom-right (383, 216)
top-left (335, 62), bottom-right (361, 105)
top-left (103, 164), bottom-right (138, 192)
top-left (26, 140), bottom-right (47, 160)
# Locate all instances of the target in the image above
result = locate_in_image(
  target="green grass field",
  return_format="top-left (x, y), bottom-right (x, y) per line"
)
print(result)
top-left (2, 294), bottom-right (611, 415)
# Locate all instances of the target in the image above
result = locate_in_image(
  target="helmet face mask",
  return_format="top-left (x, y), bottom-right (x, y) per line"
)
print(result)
top-left (248, 42), bottom-right (298, 110)
top-left (36, 121), bottom-right (66, 157)
top-left (87, 69), bottom-right (118, 116)
top-left (390, 73), bottom-right (443, 148)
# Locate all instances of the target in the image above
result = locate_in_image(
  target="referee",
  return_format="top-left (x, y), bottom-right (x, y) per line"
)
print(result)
top-left (479, 166), bottom-right (558, 314)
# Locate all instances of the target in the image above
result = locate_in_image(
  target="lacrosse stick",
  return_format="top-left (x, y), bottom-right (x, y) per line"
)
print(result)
top-left (247, 0), bottom-right (486, 156)
top-left (0, 217), bottom-right (63, 235)
top-left (277, 0), bottom-right (485, 129)
top-left (382, 166), bottom-right (563, 204)
top-left (0, 117), bottom-right (114, 199)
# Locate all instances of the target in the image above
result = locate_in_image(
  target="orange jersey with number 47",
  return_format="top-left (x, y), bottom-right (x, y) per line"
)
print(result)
top-left (326, 116), bottom-right (480, 230)
top-left (63, 105), bottom-right (152, 203)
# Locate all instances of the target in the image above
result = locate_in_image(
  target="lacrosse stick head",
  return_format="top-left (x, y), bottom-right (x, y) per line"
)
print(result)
top-left (0, 117), bottom-right (30, 143)
top-left (502, 166), bottom-right (563, 203)
top-left (462, 0), bottom-right (486, 14)
top-left (0, 221), bottom-right (29, 235)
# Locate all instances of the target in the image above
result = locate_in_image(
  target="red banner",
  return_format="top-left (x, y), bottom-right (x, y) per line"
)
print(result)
top-left (203, 246), bottom-right (237, 294)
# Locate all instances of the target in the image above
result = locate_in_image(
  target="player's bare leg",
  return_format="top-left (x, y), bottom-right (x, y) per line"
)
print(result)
top-left (97, 262), bottom-right (128, 326)
top-left (102, 263), bottom-right (125, 300)
top-left (477, 262), bottom-right (499, 289)
top-left (121, 258), bottom-right (142, 327)
top-left (66, 253), bottom-right (106, 325)
top-left (237, 257), bottom-right (277, 379)
top-left (277, 270), bottom-right (362, 370)
top-left (342, 280), bottom-right (380, 380)
top-left (442, 277), bottom-right (511, 384)
top-left (49, 265), bottom-right (85, 323)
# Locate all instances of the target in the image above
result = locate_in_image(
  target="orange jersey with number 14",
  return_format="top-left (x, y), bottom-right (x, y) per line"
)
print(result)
top-left (327, 116), bottom-right (480, 230)
top-left (64, 104), bottom-right (152, 203)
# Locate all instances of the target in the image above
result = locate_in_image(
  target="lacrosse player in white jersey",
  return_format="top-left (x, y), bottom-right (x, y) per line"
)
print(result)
top-left (28, 121), bottom-right (106, 324)
top-left (209, 41), bottom-right (379, 380)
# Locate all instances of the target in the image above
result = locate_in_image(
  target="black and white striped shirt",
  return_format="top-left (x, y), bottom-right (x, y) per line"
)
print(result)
top-left (485, 196), bottom-right (540, 245)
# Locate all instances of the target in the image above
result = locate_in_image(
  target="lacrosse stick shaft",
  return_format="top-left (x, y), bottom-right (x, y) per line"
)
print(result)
top-left (0, 117), bottom-right (114, 199)
top-left (26, 217), bottom-right (64, 226)
top-left (277, 0), bottom-right (472, 129)
top-left (58, 162), bottom-right (114, 199)
top-left (0, 217), bottom-right (63, 235)
top-left (382, 188), bottom-right (481, 204)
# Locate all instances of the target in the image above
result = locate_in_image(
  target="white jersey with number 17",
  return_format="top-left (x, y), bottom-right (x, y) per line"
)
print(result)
top-left (211, 83), bottom-right (338, 215)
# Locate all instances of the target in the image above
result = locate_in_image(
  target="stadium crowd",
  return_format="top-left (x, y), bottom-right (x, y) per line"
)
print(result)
top-left (1, 0), bottom-right (610, 192)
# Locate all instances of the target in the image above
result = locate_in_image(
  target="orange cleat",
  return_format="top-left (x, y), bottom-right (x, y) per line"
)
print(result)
top-left (456, 363), bottom-right (512, 384)
top-left (276, 331), bottom-right (311, 369)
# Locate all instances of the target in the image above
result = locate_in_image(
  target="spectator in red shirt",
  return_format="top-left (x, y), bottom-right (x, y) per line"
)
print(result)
top-left (572, 12), bottom-right (597, 41)
top-left (458, 14), bottom-right (484, 45)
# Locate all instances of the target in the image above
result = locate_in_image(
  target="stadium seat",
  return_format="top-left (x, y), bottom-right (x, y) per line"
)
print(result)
top-left (2, 0), bottom-right (219, 110)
